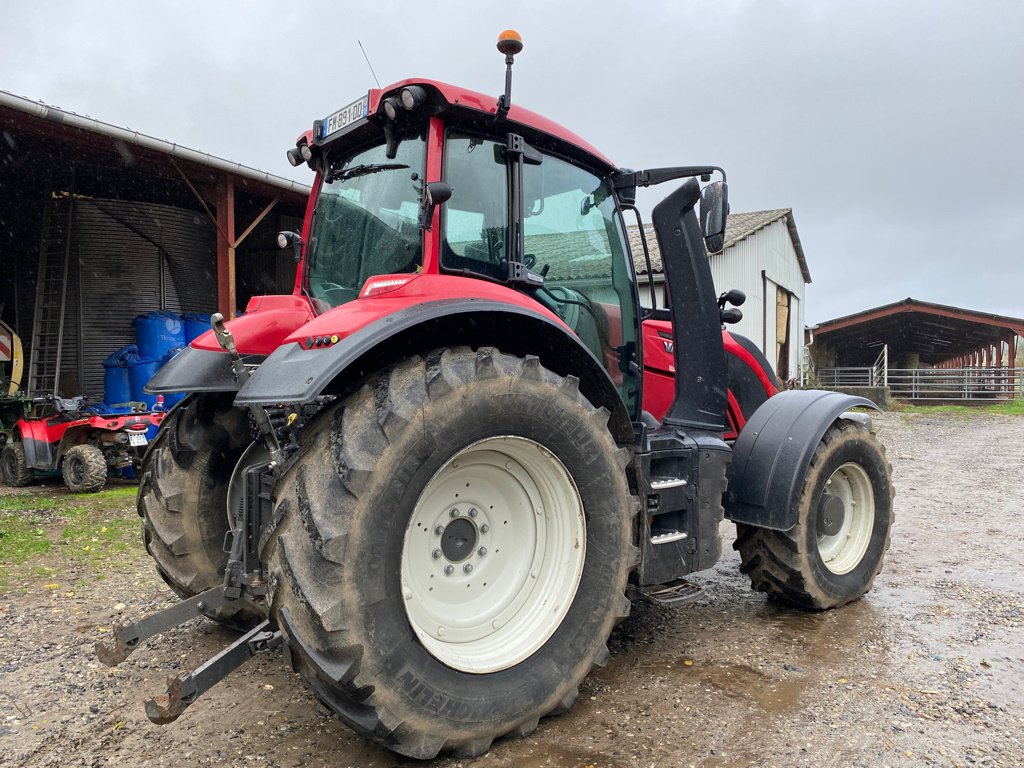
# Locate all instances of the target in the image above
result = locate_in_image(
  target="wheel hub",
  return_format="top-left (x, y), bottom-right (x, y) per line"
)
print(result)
top-left (440, 517), bottom-right (478, 562)
top-left (816, 462), bottom-right (876, 575)
top-left (817, 493), bottom-right (845, 536)
top-left (401, 436), bottom-right (586, 674)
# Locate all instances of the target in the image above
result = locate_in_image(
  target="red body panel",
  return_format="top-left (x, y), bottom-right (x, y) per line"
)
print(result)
top-left (641, 320), bottom-right (778, 439)
top-left (281, 274), bottom-right (569, 346)
top-left (192, 295), bottom-right (316, 355)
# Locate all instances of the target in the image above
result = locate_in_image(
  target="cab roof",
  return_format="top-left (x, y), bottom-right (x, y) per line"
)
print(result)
top-left (370, 78), bottom-right (617, 173)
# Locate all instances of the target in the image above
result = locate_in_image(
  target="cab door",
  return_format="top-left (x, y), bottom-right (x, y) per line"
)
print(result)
top-left (440, 130), bottom-right (641, 416)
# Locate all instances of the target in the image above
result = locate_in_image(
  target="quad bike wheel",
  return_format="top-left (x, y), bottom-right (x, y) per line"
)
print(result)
top-left (734, 419), bottom-right (894, 609)
top-left (62, 444), bottom-right (107, 493)
top-left (262, 348), bottom-right (637, 758)
top-left (138, 393), bottom-right (257, 623)
top-left (1, 442), bottom-right (33, 487)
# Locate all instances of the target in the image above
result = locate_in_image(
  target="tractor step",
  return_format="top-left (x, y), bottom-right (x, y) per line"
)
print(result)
top-left (145, 620), bottom-right (281, 724)
top-left (630, 578), bottom-right (705, 608)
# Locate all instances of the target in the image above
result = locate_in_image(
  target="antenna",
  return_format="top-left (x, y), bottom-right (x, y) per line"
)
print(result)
top-left (358, 40), bottom-right (382, 89)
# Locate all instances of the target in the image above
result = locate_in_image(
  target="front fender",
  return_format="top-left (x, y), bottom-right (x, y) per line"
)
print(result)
top-left (146, 348), bottom-right (265, 394)
top-left (724, 390), bottom-right (880, 530)
top-left (233, 298), bottom-right (634, 442)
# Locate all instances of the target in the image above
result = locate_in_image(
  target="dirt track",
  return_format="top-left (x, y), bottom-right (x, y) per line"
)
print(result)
top-left (1, 411), bottom-right (1022, 767)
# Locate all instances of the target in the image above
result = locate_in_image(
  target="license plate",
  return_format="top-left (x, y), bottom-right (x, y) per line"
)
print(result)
top-left (321, 94), bottom-right (369, 139)
top-left (128, 432), bottom-right (148, 447)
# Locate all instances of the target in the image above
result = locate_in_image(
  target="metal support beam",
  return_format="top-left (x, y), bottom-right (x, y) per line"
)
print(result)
top-left (216, 176), bottom-right (236, 319)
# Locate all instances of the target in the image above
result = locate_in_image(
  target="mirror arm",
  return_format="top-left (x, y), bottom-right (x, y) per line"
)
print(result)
top-left (614, 166), bottom-right (726, 194)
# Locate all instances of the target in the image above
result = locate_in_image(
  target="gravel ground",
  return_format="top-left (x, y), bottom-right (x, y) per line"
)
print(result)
top-left (1, 410), bottom-right (1022, 767)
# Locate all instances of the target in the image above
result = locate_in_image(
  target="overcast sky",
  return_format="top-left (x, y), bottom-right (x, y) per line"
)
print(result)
top-left (2, 0), bottom-right (1021, 323)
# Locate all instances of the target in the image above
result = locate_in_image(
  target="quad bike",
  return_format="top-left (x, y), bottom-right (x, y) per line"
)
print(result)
top-left (1, 394), bottom-right (165, 493)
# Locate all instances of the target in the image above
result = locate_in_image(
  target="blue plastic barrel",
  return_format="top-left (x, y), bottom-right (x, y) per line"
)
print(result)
top-left (102, 344), bottom-right (138, 405)
top-left (181, 313), bottom-right (213, 344)
top-left (132, 311), bottom-right (185, 361)
top-left (128, 357), bottom-right (162, 409)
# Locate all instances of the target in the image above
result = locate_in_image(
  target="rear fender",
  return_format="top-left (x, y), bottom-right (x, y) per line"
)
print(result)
top-left (234, 299), bottom-right (634, 443)
top-left (15, 420), bottom-right (55, 470)
top-left (724, 390), bottom-right (880, 530)
top-left (55, 425), bottom-right (93, 464)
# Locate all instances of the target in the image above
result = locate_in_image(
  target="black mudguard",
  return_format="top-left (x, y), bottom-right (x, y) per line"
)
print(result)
top-left (21, 436), bottom-right (55, 470)
top-left (146, 347), bottom-right (266, 394)
top-left (724, 389), bottom-right (880, 530)
top-left (232, 298), bottom-right (634, 442)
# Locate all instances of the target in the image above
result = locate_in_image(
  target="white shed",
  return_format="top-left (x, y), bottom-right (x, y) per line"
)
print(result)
top-left (627, 209), bottom-right (812, 381)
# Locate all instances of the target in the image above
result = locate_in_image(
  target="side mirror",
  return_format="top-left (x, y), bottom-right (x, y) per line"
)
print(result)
top-left (277, 231), bottom-right (303, 262)
top-left (718, 288), bottom-right (746, 308)
top-left (421, 181), bottom-right (452, 231)
top-left (720, 307), bottom-right (743, 325)
top-left (700, 180), bottom-right (729, 254)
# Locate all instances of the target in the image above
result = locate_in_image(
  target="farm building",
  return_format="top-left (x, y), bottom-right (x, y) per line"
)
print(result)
top-left (0, 89), bottom-right (309, 399)
top-left (809, 298), bottom-right (1024, 402)
top-left (627, 209), bottom-right (811, 381)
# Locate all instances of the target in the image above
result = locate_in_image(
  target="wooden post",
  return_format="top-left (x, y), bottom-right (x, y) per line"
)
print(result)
top-left (216, 176), bottom-right (236, 319)
top-left (1010, 335), bottom-right (1019, 398)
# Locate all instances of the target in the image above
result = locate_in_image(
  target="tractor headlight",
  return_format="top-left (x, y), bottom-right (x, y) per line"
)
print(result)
top-left (382, 96), bottom-right (401, 120)
top-left (400, 86), bottom-right (426, 110)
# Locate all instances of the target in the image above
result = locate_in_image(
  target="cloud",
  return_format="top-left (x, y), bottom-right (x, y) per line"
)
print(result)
top-left (2, 0), bottom-right (1021, 322)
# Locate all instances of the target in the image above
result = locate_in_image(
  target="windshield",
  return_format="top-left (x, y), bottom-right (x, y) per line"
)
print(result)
top-left (306, 137), bottom-right (425, 308)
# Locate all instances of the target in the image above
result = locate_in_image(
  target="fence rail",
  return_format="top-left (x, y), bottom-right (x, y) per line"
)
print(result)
top-left (816, 366), bottom-right (1024, 401)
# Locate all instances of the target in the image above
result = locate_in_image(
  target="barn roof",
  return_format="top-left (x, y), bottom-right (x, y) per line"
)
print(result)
top-left (0, 88), bottom-right (311, 201)
top-left (626, 208), bottom-right (811, 283)
top-left (811, 298), bottom-right (1024, 366)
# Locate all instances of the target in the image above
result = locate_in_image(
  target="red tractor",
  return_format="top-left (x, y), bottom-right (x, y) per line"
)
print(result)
top-left (98, 32), bottom-right (894, 759)
top-left (1, 395), bottom-right (164, 493)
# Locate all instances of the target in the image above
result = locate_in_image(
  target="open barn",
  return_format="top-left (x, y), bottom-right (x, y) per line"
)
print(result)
top-left (809, 298), bottom-right (1024, 402)
top-left (0, 89), bottom-right (309, 399)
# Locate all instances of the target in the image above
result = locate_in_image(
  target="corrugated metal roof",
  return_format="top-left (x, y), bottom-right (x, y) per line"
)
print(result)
top-left (0, 88), bottom-right (311, 198)
top-left (626, 208), bottom-right (812, 283)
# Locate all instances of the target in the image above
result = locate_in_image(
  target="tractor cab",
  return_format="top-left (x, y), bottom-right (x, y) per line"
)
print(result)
top-left (287, 75), bottom-right (644, 415)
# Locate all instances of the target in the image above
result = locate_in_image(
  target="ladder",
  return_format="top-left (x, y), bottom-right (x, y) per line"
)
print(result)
top-left (28, 200), bottom-right (73, 395)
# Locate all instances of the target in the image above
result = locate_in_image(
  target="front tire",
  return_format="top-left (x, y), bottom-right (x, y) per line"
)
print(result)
top-left (1, 443), bottom-right (33, 487)
top-left (734, 420), bottom-right (894, 609)
top-left (62, 444), bottom-right (107, 493)
top-left (262, 348), bottom-right (637, 758)
top-left (138, 393), bottom-right (254, 621)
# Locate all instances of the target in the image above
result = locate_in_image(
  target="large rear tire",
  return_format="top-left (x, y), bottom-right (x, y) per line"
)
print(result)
top-left (138, 393), bottom-right (256, 622)
top-left (262, 348), bottom-right (637, 758)
top-left (1, 443), bottom-right (33, 487)
top-left (62, 444), bottom-right (107, 493)
top-left (734, 420), bottom-right (894, 609)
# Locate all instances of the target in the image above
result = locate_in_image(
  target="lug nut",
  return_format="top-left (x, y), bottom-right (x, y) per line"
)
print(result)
top-left (434, 524), bottom-right (445, 535)
top-left (449, 508), bottom-right (460, 517)
top-left (480, 524), bottom-right (490, 533)
top-left (432, 548), bottom-right (442, 559)
top-left (478, 547), bottom-right (487, 556)
top-left (444, 565), bottom-right (454, 575)
top-left (468, 507), bottom-right (478, 518)
top-left (463, 563), bottom-right (473, 574)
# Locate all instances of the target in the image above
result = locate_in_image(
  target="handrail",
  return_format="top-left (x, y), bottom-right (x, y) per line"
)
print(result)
top-left (816, 365), bottom-right (1023, 401)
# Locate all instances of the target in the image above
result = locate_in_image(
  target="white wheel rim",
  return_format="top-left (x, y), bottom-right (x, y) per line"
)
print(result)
top-left (401, 436), bottom-right (586, 674)
top-left (816, 462), bottom-right (875, 575)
